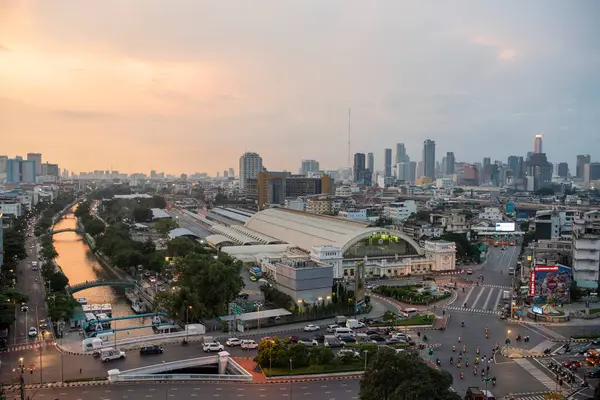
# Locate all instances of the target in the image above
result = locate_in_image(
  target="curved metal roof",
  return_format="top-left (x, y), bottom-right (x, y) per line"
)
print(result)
top-left (167, 228), bottom-right (200, 239)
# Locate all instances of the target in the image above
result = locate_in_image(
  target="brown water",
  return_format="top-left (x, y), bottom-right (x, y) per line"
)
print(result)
top-left (53, 214), bottom-right (154, 338)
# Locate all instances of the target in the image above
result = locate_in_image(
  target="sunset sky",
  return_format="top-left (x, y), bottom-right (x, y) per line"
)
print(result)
top-left (2, 1), bottom-right (599, 175)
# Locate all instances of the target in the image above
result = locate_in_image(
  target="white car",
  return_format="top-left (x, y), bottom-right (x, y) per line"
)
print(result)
top-left (28, 327), bottom-right (38, 337)
top-left (203, 342), bottom-right (224, 352)
top-left (226, 338), bottom-right (242, 347)
top-left (240, 340), bottom-right (258, 350)
top-left (303, 324), bottom-right (320, 332)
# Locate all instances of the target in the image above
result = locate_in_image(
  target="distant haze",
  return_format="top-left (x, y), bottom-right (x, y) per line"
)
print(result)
top-left (1, 0), bottom-right (599, 174)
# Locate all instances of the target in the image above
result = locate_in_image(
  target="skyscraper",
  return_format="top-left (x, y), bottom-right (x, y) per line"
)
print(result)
top-left (229, 168), bottom-right (235, 177)
top-left (557, 162), bottom-right (569, 178)
top-left (27, 153), bottom-right (42, 175)
top-left (422, 139), bottom-right (436, 179)
top-left (446, 152), bottom-right (455, 174)
top-left (0, 156), bottom-right (7, 174)
top-left (483, 157), bottom-right (491, 167)
top-left (239, 152), bottom-right (263, 190)
top-left (576, 154), bottom-right (591, 179)
top-left (6, 157), bottom-right (36, 184)
top-left (300, 159), bottom-right (320, 175)
top-left (367, 153), bottom-right (374, 175)
top-left (384, 148), bottom-right (392, 178)
top-left (534, 134), bottom-right (543, 154)
top-left (353, 153), bottom-right (371, 185)
top-left (507, 156), bottom-right (524, 179)
top-left (395, 143), bottom-right (408, 164)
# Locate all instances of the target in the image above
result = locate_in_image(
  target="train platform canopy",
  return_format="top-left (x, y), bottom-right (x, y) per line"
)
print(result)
top-left (151, 208), bottom-right (171, 220)
top-left (167, 228), bottom-right (200, 239)
top-left (216, 308), bottom-right (292, 322)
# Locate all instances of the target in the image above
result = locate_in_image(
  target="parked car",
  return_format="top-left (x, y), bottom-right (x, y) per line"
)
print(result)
top-left (28, 327), bottom-right (37, 337)
top-left (337, 349), bottom-right (359, 358)
top-left (140, 345), bottom-right (163, 355)
top-left (288, 336), bottom-right (300, 343)
top-left (203, 342), bottom-right (224, 352)
top-left (326, 324), bottom-right (339, 333)
top-left (365, 330), bottom-right (379, 336)
top-left (21, 303), bottom-right (29, 312)
top-left (369, 335), bottom-right (386, 343)
top-left (226, 338), bottom-right (242, 347)
top-left (592, 338), bottom-right (600, 346)
top-left (240, 340), bottom-right (258, 350)
top-left (313, 334), bottom-right (325, 343)
top-left (303, 324), bottom-right (320, 332)
top-left (386, 337), bottom-right (406, 345)
top-left (339, 336), bottom-right (356, 344)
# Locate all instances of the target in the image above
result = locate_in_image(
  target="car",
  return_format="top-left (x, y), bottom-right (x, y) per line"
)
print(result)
top-left (39, 320), bottom-right (49, 330)
top-left (337, 349), bottom-right (360, 358)
top-left (466, 269), bottom-right (473, 275)
top-left (326, 324), bottom-right (339, 333)
top-left (386, 337), bottom-right (406, 345)
top-left (21, 303), bottom-right (29, 312)
top-left (28, 327), bottom-right (38, 337)
top-left (339, 336), bottom-right (356, 344)
top-left (240, 340), bottom-right (258, 350)
top-left (226, 338), bottom-right (242, 347)
top-left (298, 339), bottom-right (319, 347)
top-left (203, 342), bottom-right (224, 352)
top-left (587, 368), bottom-right (600, 378)
top-left (369, 335), bottom-right (386, 342)
top-left (365, 330), bottom-right (379, 336)
top-left (303, 324), bottom-right (320, 332)
top-left (592, 338), bottom-right (600, 346)
top-left (140, 345), bottom-right (163, 355)
top-left (288, 336), bottom-right (300, 343)
top-left (501, 247), bottom-right (506, 250)
top-left (562, 360), bottom-right (581, 368)
top-left (575, 344), bottom-right (593, 354)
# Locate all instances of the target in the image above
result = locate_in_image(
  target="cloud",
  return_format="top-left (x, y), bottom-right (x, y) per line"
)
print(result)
top-left (0, 45), bottom-right (10, 51)
top-left (50, 109), bottom-right (122, 120)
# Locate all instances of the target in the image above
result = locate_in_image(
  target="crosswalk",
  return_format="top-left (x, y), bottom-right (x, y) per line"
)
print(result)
top-left (513, 358), bottom-right (564, 394)
top-left (444, 284), bottom-right (510, 315)
top-left (503, 394), bottom-right (562, 400)
top-left (1, 340), bottom-right (55, 353)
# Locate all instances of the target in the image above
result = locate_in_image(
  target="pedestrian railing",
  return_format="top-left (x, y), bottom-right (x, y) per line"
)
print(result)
top-left (112, 373), bottom-right (253, 382)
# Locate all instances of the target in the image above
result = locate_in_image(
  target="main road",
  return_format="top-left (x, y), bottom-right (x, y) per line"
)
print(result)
top-left (14, 381), bottom-right (360, 400)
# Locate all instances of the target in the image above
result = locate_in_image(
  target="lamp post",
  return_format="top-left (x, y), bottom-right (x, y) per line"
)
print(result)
top-left (186, 305), bottom-right (192, 340)
top-left (363, 350), bottom-right (368, 371)
top-left (257, 302), bottom-right (263, 334)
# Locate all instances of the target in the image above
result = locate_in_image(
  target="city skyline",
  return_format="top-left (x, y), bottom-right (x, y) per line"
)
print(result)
top-left (2, 1), bottom-right (599, 175)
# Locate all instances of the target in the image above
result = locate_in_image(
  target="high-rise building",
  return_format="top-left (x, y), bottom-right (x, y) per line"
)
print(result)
top-left (446, 152), bottom-right (455, 174)
top-left (584, 163), bottom-right (600, 184)
top-left (223, 170), bottom-right (229, 178)
top-left (576, 155), bottom-right (591, 179)
top-left (300, 159), bottom-right (320, 175)
top-left (239, 152), bottom-right (263, 191)
top-left (257, 171), bottom-right (290, 210)
top-left (0, 156), bottom-right (7, 174)
top-left (0, 210), bottom-right (3, 267)
top-left (483, 157), bottom-right (491, 167)
top-left (353, 153), bottom-right (371, 185)
top-left (557, 162), bottom-right (569, 178)
top-left (384, 148), bottom-right (392, 178)
top-left (422, 139), bottom-right (436, 179)
top-left (526, 153), bottom-right (552, 190)
top-left (407, 161), bottom-right (417, 183)
top-left (507, 156), bottom-right (524, 179)
top-left (6, 157), bottom-right (36, 184)
top-left (41, 162), bottom-right (59, 177)
top-left (534, 134), bottom-right (543, 154)
top-left (286, 175), bottom-right (333, 198)
top-left (229, 168), bottom-right (235, 178)
top-left (27, 153), bottom-right (42, 175)
top-left (395, 143), bottom-right (409, 164)
top-left (367, 153), bottom-right (374, 175)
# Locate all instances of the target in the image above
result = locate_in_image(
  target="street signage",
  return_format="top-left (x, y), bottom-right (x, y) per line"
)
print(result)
top-left (543, 394), bottom-right (564, 399)
top-left (29, 363), bottom-right (34, 369)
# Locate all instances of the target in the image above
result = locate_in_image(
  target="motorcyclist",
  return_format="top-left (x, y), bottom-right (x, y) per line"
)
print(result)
top-left (463, 345), bottom-right (467, 352)
top-left (436, 358), bottom-right (440, 366)
top-left (423, 335), bottom-right (428, 341)
top-left (457, 360), bottom-right (461, 368)
top-left (461, 321), bottom-right (465, 327)
top-left (492, 376), bottom-right (496, 386)
top-left (476, 347), bottom-right (480, 354)
top-left (460, 371), bottom-right (464, 379)
top-left (452, 345), bottom-right (456, 352)
top-left (450, 357), bottom-right (454, 364)
top-left (475, 357), bottom-right (479, 364)
top-left (473, 367), bottom-right (477, 375)
top-left (464, 302), bottom-right (467, 307)
top-left (458, 336), bottom-right (461, 343)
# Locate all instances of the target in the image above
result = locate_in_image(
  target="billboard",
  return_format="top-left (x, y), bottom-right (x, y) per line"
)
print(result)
top-left (532, 265), bottom-right (572, 303)
top-left (506, 202), bottom-right (515, 214)
top-left (495, 222), bottom-right (515, 232)
top-left (355, 262), bottom-right (365, 306)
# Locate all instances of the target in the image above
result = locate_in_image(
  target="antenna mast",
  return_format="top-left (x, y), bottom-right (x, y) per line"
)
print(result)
top-left (348, 108), bottom-right (351, 168)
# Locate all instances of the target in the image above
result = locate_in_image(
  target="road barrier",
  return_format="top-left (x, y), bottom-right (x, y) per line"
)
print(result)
top-left (110, 373), bottom-right (253, 382)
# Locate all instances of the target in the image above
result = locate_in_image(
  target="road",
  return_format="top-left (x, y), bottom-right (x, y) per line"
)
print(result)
top-left (3, 380), bottom-right (359, 400)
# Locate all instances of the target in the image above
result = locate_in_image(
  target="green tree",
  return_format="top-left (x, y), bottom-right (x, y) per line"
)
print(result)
top-left (155, 218), bottom-right (179, 236)
top-left (359, 349), bottom-right (460, 400)
top-left (166, 237), bottom-right (197, 257)
top-left (111, 248), bottom-right (145, 270)
top-left (48, 272), bottom-right (69, 292)
top-left (152, 195), bottom-right (167, 209)
top-left (453, 187), bottom-right (464, 195)
top-left (373, 216), bottom-right (394, 227)
top-left (47, 293), bottom-right (79, 321)
top-left (74, 201), bottom-right (91, 218)
top-left (133, 207), bottom-right (153, 222)
top-left (40, 244), bottom-right (59, 261)
top-left (84, 218), bottom-right (106, 237)
top-left (2, 227), bottom-right (27, 262)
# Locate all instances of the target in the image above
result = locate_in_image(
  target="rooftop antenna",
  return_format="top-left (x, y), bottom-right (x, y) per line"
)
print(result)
top-left (348, 108), bottom-right (351, 168)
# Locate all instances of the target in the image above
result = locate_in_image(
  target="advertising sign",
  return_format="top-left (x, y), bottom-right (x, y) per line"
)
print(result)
top-left (355, 262), bottom-right (365, 306)
top-left (529, 270), bottom-right (536, 296)
top-left (495, 222), bottom-right (515, 232)
top-left (532, 265), bottom-right (572, 303)
top-left (532, 305), bottom-right (543, 314)
top-left (506, 202), bottom-right (515, 214)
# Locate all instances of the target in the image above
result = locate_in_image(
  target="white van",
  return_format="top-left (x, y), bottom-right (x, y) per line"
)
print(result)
top-left (100, 348), bottom-right (126, 362)
top-left (326, 324), bottom-right (339, 333)
top-left (334, 327), bottom-right (355, 338)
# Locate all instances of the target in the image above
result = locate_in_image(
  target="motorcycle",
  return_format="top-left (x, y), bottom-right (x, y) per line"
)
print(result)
top-left (460, 372), bottom-right (464, 380)
top-left (182, 339), bottom-right (189, 346)
top-left (93, 351), bottom-right (101, 358)
top-left (473, 368), bottom-right (477, 376)
top-left (492, 378), bottom-right (496, 386)
top-left (543, 348), bottom-right (551, 355)
top-left (436, 359), bottom-right (441, 366)
top-left (516, 334), bottom-right (522, 341)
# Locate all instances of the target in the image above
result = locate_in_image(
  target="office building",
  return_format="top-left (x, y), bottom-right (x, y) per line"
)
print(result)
top-left (557, 162), bottom-right (569, 178)
top-left (6, 158), bottom-right (36, 184)
top-left (27, 153), bottom-right (42, 175)
top-left (584, 162), bottom-right (600, 184)
top-left (0, 156), bottom-right (7, 174)
top-left (384, 148), bottom-right (392, 178)
top-left (42, 163), bottom-right (60, 177)
top-left (526, 153), bottom-right (552, 190)
top-left (300, 160), bottom-right (320, 175)
top-left (446, 152), bottom-right (455, 175)
top-left (576, 155), bottom-right (591, 179)
top-left (286, 175), bottom-right (333, 198)
top-left (367, 153), bottom-right (374, 176)
top-left (239, 152), bottom-right (263, 191)
top-left (353, 153), bottom-right (371, 185)
top-left (0, 211), bottom-right (3, 267)
top-left (572, 211), bottom-right (600, 287)
top-left (257, 171), bottom-right (290, 210)
top-left (507, 156), bottom-right (524, 179)
top-left (422, 139), bottom-right (436, 179)
top-left (395, 143), bottom-right (409, 164)
top-left (229, 168), bottom-right (235, 178)
top-left (534, 134), bottom-right (543, 154)
top-left (483, 157), bottom-right (491, 167)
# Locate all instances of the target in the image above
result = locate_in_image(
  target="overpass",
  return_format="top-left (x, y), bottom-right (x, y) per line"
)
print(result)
top-left (47, 227), bottom-right (85, 236)
top-left (67, 279), bottom-right (137, 294)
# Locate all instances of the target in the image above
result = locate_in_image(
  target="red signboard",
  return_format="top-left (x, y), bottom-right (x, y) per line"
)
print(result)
top-left (29, 363), bottom-right (35, 370)
top-left (529, 270), bottom-right (536, 296)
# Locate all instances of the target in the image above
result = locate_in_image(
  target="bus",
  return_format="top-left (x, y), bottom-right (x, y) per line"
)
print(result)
top-left (249, 267), bottom-right (263, 279)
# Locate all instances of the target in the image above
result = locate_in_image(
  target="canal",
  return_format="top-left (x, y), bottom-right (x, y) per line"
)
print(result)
top-left (53, 214), bottom-right (154, 338)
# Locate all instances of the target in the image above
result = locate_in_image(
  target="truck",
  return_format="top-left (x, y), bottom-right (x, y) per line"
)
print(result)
top-left (346, 319), bottom-right (365, 329)
top-left (335, 316), bottom-right (347, 325)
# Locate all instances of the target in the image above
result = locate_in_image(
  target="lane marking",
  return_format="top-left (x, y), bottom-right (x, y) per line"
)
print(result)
top-left (482, 287), bottom-right (495, 310)
top-left (462, 286), bottom-right (476, 306)
top-left (471, 286), bottom-right (488, 309)
top-left (494, 289), bottom-right (504, 311)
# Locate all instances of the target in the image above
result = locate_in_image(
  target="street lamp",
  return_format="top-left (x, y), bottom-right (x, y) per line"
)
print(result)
top-left (257, 302), bottom-right (263, 334)
top-left (186, 305), bottom-right (192, 340)
top-left (363, 350), bottom-right (368, 371)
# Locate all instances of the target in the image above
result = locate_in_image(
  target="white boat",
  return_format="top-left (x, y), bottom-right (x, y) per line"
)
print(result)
top-left (77, 297), bottom-right (88, 305)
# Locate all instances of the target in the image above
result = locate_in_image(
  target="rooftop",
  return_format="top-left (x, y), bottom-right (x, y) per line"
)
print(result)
top-left (167, 228), bottom-right (200, 239)
top-left (151, 208), bottom-right (171, 219)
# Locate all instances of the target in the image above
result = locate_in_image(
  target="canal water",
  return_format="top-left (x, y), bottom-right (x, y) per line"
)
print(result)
top-left (53, 214), bottom-right (154, 338)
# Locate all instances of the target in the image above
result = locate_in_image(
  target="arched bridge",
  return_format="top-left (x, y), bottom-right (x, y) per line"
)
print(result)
top-left (47, 228), bottom-right (85, 236)
top-left (67, 279), bottom-right (137, 294)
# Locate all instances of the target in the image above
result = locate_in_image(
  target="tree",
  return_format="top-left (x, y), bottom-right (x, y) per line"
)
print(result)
top-left (40, 244), bottom-right (59, 261)
top-left (359, 349), bottom-right (460, 400)
top-left (74, 201), bottom-right (91, 218)
top-left (152, 195), bottom-right (167, 209)
top-left (2, 227), bottom-right (27, 262)
top-left (48, 272), bottom-right (69, 292)
top-left (166, 237), bottom-right (197, 257)
top-left (155, 218), bottom-right (179, 236)
top-left (133, 207), bottom-right (153, 222)
top-left (373, 216), bottom-right (394, 227)
top-left (47, 293), bottom-right (79, 321)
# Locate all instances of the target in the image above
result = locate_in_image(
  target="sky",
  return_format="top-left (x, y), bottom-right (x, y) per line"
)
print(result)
top-left (2, 0), bottom-right (600, 175)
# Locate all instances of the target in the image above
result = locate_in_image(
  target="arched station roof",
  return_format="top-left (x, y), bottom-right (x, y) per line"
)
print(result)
top-left (244, 208), bottom-right (423, 255)
top-left (205, 234), bottom-right (237, 248)
top-left (167, 228), bottom-right (200, 239)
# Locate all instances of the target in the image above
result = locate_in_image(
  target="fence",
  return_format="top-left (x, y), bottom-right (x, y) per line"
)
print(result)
top-left (111, 373), bottom-right (252, 382)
